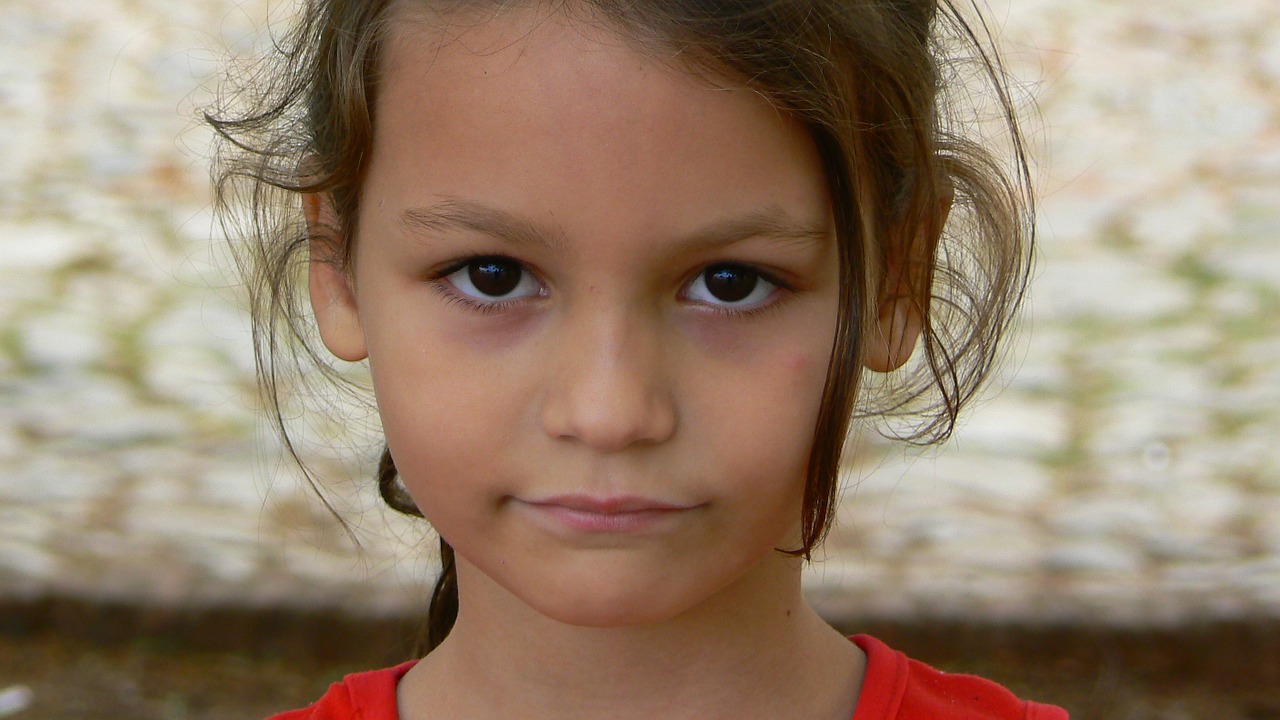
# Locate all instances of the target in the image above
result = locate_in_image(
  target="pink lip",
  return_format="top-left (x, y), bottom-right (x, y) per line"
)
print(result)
top-left (519, 494), bottom-right (698, 534)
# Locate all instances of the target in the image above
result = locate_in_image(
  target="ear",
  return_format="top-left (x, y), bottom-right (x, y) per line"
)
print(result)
top-left (304, 193), bottom-right (368, 362)
top-left (863, 181), bottom-right (953, 373)
top-left (864, 293), bottom-right (924, 373)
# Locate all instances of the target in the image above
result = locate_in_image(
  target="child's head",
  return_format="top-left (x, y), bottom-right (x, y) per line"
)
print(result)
top-left (209, 0), bottom-right (1031, 641)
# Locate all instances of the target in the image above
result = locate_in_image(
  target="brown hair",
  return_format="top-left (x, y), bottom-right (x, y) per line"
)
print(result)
top-left (207, 0), bottom-right (1033, 653)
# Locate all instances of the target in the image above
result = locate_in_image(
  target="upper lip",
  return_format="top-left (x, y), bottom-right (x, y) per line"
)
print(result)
top-left (523, 494), bottom-right (696, 514)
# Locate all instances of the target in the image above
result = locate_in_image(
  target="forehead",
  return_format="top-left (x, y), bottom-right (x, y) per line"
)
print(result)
top-left (365, 3), bottom-right (829, 239)
top-left (383, 5), bottom-right (724, 139)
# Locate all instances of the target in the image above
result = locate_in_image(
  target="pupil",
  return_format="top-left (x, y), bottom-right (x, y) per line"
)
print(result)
top-left (704, 265), bottom-right (757, 302)
top-left (469, 259), bottom-right (521, 296)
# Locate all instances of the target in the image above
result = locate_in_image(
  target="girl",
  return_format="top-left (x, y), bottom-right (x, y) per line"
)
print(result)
top-left (209, 0), bottom-right (1061, 718)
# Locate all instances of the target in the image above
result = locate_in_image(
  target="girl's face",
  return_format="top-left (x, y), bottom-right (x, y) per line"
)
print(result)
top-left (310, 6), bottom-right (840, 626)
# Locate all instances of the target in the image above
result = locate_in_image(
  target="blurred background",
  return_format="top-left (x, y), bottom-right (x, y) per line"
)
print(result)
top-left (1, 0), bottom-right (1277, 718)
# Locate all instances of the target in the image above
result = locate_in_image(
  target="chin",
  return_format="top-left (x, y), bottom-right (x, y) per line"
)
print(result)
top-left (527, 579), bottom-right (697, 629)
top-left (520, 554), bottom-right (782, 630)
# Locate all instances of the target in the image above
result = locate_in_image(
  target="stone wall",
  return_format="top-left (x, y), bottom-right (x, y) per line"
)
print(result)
top-left (1, 0), bottom-right (1277, 624)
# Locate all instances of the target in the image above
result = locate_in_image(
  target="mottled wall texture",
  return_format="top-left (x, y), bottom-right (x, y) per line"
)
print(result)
top-left (1, 0), bottom-right (1277, 625)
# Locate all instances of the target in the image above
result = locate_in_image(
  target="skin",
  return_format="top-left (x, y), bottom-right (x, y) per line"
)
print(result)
top-left (306, 5), bottom-right (925, 720)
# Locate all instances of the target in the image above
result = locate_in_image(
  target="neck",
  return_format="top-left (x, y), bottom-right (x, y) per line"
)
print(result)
top-left (398, 554), bottom-right (864, 720)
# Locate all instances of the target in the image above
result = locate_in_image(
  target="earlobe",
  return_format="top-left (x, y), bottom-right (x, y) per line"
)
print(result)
top-left (304, 193), bottom-right (368, 363)
top-left (864, 296), bottom-right (924, 373)
top-left (863, 178), bottom-right (951, 374)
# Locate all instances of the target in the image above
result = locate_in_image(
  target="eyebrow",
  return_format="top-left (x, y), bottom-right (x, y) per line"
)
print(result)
top-left (401, 198), bottom-right (567, 252)
top-left (400, 197), bottom-right (831, 254)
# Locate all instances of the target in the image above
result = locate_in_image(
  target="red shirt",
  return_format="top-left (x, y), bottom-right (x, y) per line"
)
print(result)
top-left (850, 635), bottom-right (1068, 720)
top-left (268, 635), bottom-right (1068, 719)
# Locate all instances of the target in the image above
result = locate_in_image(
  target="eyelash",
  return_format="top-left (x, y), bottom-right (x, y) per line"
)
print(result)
top-left (696, 294), bottom-right (787, 320)
top-left (435, 290), bottom-right (519, 316)
top-left (426, 255), bottom-right (534, 315)
top-left (425, 255), bottom-right (793, 318)
top-left (690, 271), bottom-right (791, 320)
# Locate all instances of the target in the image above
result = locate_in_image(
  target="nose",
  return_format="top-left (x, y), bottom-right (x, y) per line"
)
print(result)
top-left (539, 306), bottom-right (677, 453)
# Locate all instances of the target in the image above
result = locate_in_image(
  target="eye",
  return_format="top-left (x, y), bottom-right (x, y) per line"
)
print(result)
top-left (444, 256), bottom-right (543, 302)
top-left (685, 263), bottom-right (777, 309)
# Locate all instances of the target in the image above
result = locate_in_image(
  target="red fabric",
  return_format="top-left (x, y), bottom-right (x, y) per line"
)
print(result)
top-left (265, 660), bottom-right (414, 720)
top-left (850, 635), bottom-right (1068, 720)
top-left (266, 637), bottom-right (1067, 719)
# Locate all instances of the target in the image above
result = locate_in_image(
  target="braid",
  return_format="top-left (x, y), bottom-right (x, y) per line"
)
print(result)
top-left (377, 446), bottom-right (422, 517)
top-left (376, 448), bottom-right (459, 654)
top-left (425, 537), bottom-right (459, 652)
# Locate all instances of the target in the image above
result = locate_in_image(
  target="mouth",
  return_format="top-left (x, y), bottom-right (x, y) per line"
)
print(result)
top-left (517, 494), bottom-right (700, 534)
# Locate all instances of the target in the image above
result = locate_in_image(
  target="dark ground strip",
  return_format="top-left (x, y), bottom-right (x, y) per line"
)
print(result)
top-left (0, 597), bottom-right (1277, 720)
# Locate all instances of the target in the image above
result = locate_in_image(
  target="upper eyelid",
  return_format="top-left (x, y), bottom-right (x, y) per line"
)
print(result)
top-left (686, 262), bottom-right (791, 292)
top-left (433, 255), bottom-right (783, 283)
top-left (434, 254), bottom-right (545, 282)
top-left (444, 256), bottom-right (546, 295)
top-left (431, 256), bottom-right (792, 309)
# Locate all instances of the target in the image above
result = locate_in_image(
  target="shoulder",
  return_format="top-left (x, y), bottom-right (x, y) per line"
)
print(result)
top-left (263, 661), bottom-right (418, 720)
top-left (850, 635), bottom-right (1068, 720)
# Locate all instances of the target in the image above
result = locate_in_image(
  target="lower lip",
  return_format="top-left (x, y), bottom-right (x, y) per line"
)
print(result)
top-left (521, 503), bottom-right (688, 534)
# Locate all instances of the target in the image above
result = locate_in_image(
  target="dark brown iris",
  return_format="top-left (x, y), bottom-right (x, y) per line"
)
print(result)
top-left (703, 264), bottom-right (758, 302)
top-left (469, 258), bottom-right (522, 296)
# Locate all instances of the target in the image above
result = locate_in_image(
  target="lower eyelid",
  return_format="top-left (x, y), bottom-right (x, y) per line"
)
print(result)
top-left (694, 294), bottom-right (788, 320)
top-left (430, 280), bottom-right (518, 314)
top-left (688, 287), bottom-right (789, 318)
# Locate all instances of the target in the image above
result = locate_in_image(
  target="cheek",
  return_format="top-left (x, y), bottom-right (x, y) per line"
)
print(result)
top-left (786, 349), bottom-right (831, 440)
top-left (362, 327), bottom-right (519, 509)
top-left (772, 344), bottom-right (831, 416)
top-left (358, 279), bottom-right (520, 441)
top-left (782, 349), bottom-right (828, 399)
top-left (777, 349), bottom-right (829, 458)
top-left (707, 347), bottom-right (829, 488)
